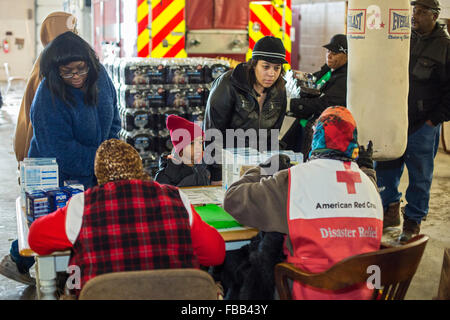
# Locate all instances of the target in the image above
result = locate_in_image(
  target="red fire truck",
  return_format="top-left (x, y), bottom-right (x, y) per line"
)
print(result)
top-left (92, 0), bottom-right (297, 68)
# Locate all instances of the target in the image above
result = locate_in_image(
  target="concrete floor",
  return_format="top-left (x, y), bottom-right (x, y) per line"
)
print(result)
top-left (0, 84), bottom-right (33, 299)
top-left (0, 83), bottom-right (449, 300)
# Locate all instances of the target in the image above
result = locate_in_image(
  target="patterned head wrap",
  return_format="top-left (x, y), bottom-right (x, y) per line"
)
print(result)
top-left (310, 106), bottom-right (359, 161)
top-left (94, 139), bottom-right (150, 185)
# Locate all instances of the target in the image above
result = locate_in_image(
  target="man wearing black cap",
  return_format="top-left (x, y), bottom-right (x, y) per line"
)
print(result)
top-left (287, 34), bottom-right (348, 156)
top-left (375, 0), bottom-right (450, 242)
top-left (204, 36), bottom-right (288, 183)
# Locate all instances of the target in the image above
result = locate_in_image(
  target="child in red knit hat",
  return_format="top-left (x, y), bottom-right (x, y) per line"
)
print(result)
top-left (154, 115), bottom-right (211, 186)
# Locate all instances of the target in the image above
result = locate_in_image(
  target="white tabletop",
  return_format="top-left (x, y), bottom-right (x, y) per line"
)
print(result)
top-left (16, 197), bottom-right (70, 257)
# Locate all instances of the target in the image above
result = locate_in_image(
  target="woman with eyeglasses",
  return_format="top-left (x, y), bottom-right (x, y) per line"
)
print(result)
top-left (0, 31), bottom-right (121, 288)
top-left (14, 12), bottom-right (78, 165)
top-left (28, 31), bottom-right (121, 189)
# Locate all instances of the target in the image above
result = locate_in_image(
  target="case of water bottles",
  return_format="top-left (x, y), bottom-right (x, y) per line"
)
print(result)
top-left (19, 157), bottom-right (85, 226)
top-left (25, 184), bottom-right (84, 227)
top-left (103, 57), bottom-right (230, 176)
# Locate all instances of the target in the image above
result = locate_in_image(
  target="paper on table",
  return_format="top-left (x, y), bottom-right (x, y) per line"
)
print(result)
top-left (180, 186), bottom-right (225, 206)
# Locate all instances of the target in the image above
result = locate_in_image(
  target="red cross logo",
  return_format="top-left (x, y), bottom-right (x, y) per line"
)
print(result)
top-left (336, 162), bottom-right (361, 194)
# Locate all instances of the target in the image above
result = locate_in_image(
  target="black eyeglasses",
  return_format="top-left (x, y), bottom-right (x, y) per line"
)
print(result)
top-left (60, 67), bottom-right (89, 79)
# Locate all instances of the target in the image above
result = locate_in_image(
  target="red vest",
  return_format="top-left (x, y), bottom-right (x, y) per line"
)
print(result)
top-left (286, 159), bottom-right (383, 299)
top-left (69, 180), bottom-right (199, 293)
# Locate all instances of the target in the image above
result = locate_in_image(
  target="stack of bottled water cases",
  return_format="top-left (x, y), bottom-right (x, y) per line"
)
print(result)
top-left (103, 57), bottom-right (230, 176)
top-left (221, 148), bottom-right (303, 191)
top-left (20, 158), bottom-right (84, 226)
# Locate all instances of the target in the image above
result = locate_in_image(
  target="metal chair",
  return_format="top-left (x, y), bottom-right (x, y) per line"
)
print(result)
top-left (275, 234), bottom-right (429, 300)
top-left (3, 62), bottom-right (26, 95)
top-left (78, 268), bottom-right (219, 300)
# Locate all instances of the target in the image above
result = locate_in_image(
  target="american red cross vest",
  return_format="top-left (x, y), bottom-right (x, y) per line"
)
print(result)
top-left (287, 159), bottom-right (383, 299)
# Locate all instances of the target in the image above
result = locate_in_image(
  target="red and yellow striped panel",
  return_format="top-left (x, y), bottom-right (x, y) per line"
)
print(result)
top-left (247, 0), bottom-right (292, 67)
top-left (274, 0), bottom-right (292, 66)
top-left (137, 0), bottom-right (149, 57)
top-left (151, 0), bottom-right (187, 58)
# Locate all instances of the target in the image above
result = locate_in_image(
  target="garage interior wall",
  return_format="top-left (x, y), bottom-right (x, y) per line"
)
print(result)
top-left (63, 0), bottom-right (92, 48)
top-left (0, 0), bottom-right (35, 81)
top-left (294, 1), bottom-right (346, 73)
top-left (0, 0), bottom-right (92, 83)
top-left (35, 0), bottom-right (66, 58)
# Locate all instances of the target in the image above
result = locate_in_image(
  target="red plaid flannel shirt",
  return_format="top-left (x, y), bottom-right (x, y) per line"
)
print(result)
top-left (69, 180), bottom-right (199, 290)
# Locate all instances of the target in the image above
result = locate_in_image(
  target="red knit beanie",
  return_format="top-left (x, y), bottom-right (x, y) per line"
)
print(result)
top-left (166, 114), bottom-right (204, 154)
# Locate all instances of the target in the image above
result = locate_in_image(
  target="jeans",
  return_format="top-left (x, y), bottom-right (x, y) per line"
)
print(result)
top-left (374, 123), bottom-right (441, 224)
top-left (10, 240), bottom-right (35, 274)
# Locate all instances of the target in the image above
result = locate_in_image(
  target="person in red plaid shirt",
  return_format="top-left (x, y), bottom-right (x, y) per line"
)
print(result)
top-left (28, 139), bottom-right (225, 295)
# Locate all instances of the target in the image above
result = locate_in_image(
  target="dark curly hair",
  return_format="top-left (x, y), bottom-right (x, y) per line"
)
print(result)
top-left (39, 31), bottom-right (101, 107)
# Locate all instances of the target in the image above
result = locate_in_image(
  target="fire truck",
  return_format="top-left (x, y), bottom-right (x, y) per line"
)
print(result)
top-left (92, 0), bottom-right (295, 68)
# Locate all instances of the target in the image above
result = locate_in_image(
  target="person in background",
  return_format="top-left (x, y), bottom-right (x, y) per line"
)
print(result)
top-left (154, 115), bottom-right (211, 187)
top-left (0, 31), bottom-right (121, 286)
top-left (375, 0), bottom-right (450, 242)
top-left (285, 34), bottom-right (348, 157)
top-left (223, 106), bottom-right (383, 300)
top-left (203, 36), bottom-right (288, 184)
top-left (28, 139), bottom-right (225, 297)
top-left (14, 11), bottom-right (78, 164)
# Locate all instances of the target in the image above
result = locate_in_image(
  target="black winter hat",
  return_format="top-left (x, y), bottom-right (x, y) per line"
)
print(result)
top-left (252, 36), bottom-right (288, 64)
top-left (323, 34), bottom-right (348, 54)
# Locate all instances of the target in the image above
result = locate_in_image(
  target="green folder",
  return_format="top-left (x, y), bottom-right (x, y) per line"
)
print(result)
top-left (195, 204), bottom-right (242, 229)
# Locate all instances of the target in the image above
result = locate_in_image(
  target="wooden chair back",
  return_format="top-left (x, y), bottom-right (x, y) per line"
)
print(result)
top-left (79, 268), bottom-right (219, 300)
top-left (275, 235), bottom-right (429, 300)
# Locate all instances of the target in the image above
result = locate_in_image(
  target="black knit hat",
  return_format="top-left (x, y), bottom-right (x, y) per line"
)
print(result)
top-left (252, 36), bottom-right (288, 64)
top-left (323, 34), bottom-right (348, 54)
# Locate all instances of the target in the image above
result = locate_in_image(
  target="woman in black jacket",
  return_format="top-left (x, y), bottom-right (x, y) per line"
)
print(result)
top-left (203, 36), bottom-right (288, 182)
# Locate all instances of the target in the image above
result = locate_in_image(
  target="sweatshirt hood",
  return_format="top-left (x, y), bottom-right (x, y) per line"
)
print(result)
top-left (40, 12), bottom-right (77, 46)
